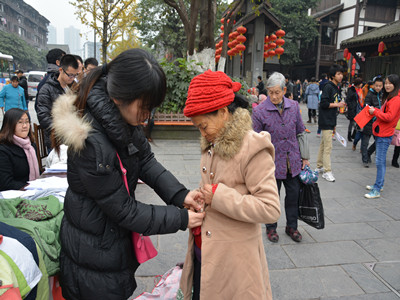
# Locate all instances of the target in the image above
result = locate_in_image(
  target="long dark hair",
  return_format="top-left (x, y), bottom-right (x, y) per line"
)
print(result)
top-left (382, 74), bottom-right (400, 103)
top-left (74, 48), bottom-right (166, 115)
top-left (0, 108), bottom-right (32, 144)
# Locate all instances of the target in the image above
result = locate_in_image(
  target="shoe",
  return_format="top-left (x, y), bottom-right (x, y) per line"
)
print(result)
top-left (363, 162), bottom-right (369, 168)
top-left (266, 228), bottom-right (279, 243)
top-left (317, 133), bottom-right (321, 138)
top-left (305, 128), bottom-right (311, 133)
top-left (313, 117), bottom-right (317, 123)
top-left (285, 226), bottom-right (302, 242)
top-left (315, 167), bottom-right (324, 173)
top-left (364, 189), bottom-right (380, 199)
top-left (352, 145), bottom-right (356, 151)
top-left (367, 154), bottom-right (372, 163)
top-left (322, 171), bottom-right (335, 182)
top-left (366, 185), bottom-right (383, 192)
top-left (307, 120), bottom-right (312, 123)
top-left (392, 161), bottom-right (399, 168)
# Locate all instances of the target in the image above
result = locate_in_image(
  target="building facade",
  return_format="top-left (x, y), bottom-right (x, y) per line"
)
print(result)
top-left (64, 26), bottom-right (80, 56)
top-left (83, 41), bottom-right (101, 62)
top-left (47, 24), bottom-right (57, 44)
top-left (294, 0), bottom-right (400, 80)
top-left (0, 0), bottom-right (49, 50)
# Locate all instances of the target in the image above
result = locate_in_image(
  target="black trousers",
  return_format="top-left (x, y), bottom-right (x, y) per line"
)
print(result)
top-left (266, 174), bottom-right (300, 230)
top-left (393, 146), bottom-right (400, 163)
top-left (192, 254), bottom-right (201, 300)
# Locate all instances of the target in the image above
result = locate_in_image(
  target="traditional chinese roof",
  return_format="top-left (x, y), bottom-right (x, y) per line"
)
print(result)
top-left (312, 3), bottom-right (344, 21)
top-left (341, 20), bottom-right (400, 49)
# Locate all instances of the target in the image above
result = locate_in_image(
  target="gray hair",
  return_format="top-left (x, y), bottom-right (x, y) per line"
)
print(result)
top-left (266, 72), bottom-right (286, 90)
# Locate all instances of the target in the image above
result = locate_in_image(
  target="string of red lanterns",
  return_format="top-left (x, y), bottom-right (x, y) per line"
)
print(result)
top-left (263, 30), bottom-right (285, 61)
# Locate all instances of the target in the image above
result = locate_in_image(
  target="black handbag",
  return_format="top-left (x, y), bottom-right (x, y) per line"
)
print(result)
top-left (298, 182), bottom-right (325, 229)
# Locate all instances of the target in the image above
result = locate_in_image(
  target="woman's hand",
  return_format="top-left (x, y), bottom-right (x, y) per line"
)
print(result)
top-left (302, 159), bottom-right (310, 169)
top-left (184, 189), bottom-right (204, 212)
top-left (187, 210), bottom-right (205, 228)
top-left (200, 184), bottom-right (214, 205)
top-left (369, 106), bottom-right (375, 115)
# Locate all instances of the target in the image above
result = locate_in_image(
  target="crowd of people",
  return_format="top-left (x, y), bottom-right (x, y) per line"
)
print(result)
top-left (0, 46), bottom-right (399, 299)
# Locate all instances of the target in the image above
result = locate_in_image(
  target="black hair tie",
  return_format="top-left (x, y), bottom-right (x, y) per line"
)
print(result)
top-left (102, 63), bottom-right (107, 75)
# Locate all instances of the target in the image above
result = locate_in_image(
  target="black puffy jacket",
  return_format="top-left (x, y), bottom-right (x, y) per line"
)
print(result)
top-left (35, 73), bottom-right (65, 149)
top-left (52, 77), bottom-right (189, 300)
top-left (0, 142), bottom-right (35, 191)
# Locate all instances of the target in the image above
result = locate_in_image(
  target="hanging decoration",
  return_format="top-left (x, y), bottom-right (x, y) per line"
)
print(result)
top-left (343, 48), bottom-right (349, 60)
top-left (235, 26), bottom-right (247, 55)
top-left (378, 41), bottom-right (385, 56)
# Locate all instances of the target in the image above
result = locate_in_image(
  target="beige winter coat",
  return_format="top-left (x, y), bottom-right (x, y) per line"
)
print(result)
top-left (180, 108), bottom-right (281, 299)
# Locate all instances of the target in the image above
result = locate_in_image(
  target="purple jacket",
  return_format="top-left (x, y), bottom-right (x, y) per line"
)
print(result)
top-left (252, 97), bottom-right (305, 179)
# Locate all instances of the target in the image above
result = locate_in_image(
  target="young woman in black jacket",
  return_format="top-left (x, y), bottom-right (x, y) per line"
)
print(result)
top-left (51, 49), bottom-right (205, 300)
top-left (0, 108), bottom-right (39, 191)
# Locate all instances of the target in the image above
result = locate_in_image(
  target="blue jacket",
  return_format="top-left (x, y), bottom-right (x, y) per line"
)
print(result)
top-left (0, 84), bottom-right (27, 111)
top-left (305, 83), bottom-right (320, 110)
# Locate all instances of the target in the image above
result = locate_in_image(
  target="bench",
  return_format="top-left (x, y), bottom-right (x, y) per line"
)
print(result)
top-left (153, 113), bottom-right (193, 126)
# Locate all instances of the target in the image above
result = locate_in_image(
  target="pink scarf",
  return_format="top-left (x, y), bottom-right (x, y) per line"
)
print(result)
top-left (13, 135), bottom-right (40, 181)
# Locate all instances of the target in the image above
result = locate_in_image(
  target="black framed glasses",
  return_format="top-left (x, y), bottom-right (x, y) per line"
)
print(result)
top-left (62, 68), bottom-right (78, 78)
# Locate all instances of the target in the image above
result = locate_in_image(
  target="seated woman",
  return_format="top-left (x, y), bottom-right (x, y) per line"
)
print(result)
top-left (180, 70), bottom-right (281, 300)
top-left (0, 108), bottom-right (40, 191)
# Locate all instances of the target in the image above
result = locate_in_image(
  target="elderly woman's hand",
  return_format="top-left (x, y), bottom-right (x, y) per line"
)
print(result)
top-left (200, 184), bottom-right (214, 205)
top-left (302, 159), bottom-right (310, 169)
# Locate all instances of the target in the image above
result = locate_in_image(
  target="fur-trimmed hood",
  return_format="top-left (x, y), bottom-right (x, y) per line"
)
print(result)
top-left (52, 92), bottom-right (91, 152)
top-left (200, 107), bottom-right (253, 160)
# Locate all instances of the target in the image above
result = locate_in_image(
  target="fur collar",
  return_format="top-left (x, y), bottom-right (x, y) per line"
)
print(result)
top-left (52, 92), bottom-right (91, 152)
top-left (200, 108), bottom-right (252, 160)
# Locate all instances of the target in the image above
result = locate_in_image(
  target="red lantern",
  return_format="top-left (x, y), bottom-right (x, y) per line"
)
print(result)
top-left (351, 64), bottom-right (356, 70)
top-left (378, 41), bottom-right (385, 56)
top-left (218, 40), bottom-right (223, 48)
top-left (351, 70), bottom-right (355, 76)
top-left (270, 42), bottom-right (277, 49)
top-left (236, 35), bottom-right (246, 44)
top-left (220, 18), bottom-right (224, 24)
top-left (227, 49), bottom-right (234, 58)
top-left (215, 48), bottom-right (222, 55)
top-left (215, 43), bottom-right (219, 48)
top-left (275, 47), bottom-right (284, 59)
top-left (352, 58), bottom-right (356, 64)
top-left (229, 32), bottom-right (236, 40)
top-left (270, 33), bottom-right (277, 41)
top-left (264, 35), bottom-right (270, 44)
top-left (231, 39), bottom-right (238, 48)
top-left (220, 32), bottom-right (224, 38)
top-left (346, 52), bottom-right (351, 61)
top-left (215, 55), bottom-right (221, 62)
top-left (235, 44), bottom-right (246, 55)
top-left (220, 25), bottom-right (224, 31)
top-left (276, 29), bottom-right (285, 38)
top-left (268, 50), bottom-right (276, 57)
top-left (237, 26), bottom-right (247, 34)
top-left (264, 44), bottom-right (269, 51)
top-left (343, 48), bottom-right (349, 60)
top-left (263, 51), bottom-right (269, 62)
top-left (228, 41), bottom-right (235, 49)
top-left (231, 31), bottom-right (239, 39)
top-left (275, 38), bottom-right (285, 47)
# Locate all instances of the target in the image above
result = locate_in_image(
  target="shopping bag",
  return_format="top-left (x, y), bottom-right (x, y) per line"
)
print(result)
top-left (391, 129), bottom-right (400, 146)
top-left (116, 152), bottom-right (158, 264)
top-left (354, 105), bottom-right (373, 129)
top-left (135, 266), bottom-right (183, 300)
top-left (298, 182), bottom-right (324, 229)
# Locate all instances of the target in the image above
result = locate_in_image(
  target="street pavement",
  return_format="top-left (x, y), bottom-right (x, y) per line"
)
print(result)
top-left (3, 100), bottom-right (399, 299)
top-left (130, 103), bottom-right (400, 300)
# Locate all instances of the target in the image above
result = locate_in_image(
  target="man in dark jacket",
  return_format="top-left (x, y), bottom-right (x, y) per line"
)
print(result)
top-left (35, 54), bottom-right (79, 152)
top-left (362, 77), bottom-right (383, 167)
top-left (15, 70), bottom-right (29, 108)
top-left (315, 64), bottom-right (346, 182)
top-left (37, 48), bottom-right (66, 94)
top-left (256, 75), bottom-right (266, 95)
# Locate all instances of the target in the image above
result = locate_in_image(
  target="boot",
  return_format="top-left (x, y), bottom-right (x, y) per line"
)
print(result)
top-left (392, 146), bottom-right (400, 168)
top-left (313, 116), bottom-right (317, 123)
top-left (348, 132), bottom-right (353, 142)
top-left (307, 119), bottom-right (312, 123)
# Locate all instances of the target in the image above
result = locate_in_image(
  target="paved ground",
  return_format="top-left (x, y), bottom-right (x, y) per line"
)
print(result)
top-left (131, 103), bottom-right (400, 299)
top-left (3, 101), bottom-right (399, 299)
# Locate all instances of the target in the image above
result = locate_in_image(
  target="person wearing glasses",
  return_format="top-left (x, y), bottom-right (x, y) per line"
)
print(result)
top-left (35, 54), bottom-right (79, 152)
top-left (0, 108), bottom-right (40, 191)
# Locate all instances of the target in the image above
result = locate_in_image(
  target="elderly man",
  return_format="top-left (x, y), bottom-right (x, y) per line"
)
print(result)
top-left (252, 72), bottom-right (309, 243)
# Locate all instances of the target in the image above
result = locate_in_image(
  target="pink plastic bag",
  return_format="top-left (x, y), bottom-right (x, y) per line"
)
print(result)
top-left (135, 266), bottom-right (183, 300)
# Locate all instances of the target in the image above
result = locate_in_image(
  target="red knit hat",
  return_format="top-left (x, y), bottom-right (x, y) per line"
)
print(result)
top-left (183, 70), bottom-right (242, 117)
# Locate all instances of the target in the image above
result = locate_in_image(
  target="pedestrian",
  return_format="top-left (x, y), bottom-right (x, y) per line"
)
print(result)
top-left (285, 74), bottom-right (294, 96)
top-left (305, 77), bottom-right (319, 123)
top-left (253, 72), bottom-right (310, 244)
top-left (365, 74), bottom-right (400, 198)
top-left (346, 78), bottom-right (364, 149)
top-left (362, 76), bottom-right (383, 167)
top-left (35, 54), bottom-right (79, 152)
top-left (180, 70), bottom-right (280, 300)
top-left (315, 64), bottom-right (346, 182)
top-left (295, 79), bottom-right (302, 102)
top-left (302, 78), bottom-right (309, 103)
top-left (0, 76), bottom-right (27, 114)
top-left (257, 75), bottom-right (266, 95)
top-left (51, 48), bottom-right (205, 300)
top-left (0, 108), bottom-right (39, 191)
top-left (392, 118), bottom-right (400, 168)
top-left (84, 57), bottom-right (99, 74)
top-left (37, 48), bottom-right (66, 94)
top-left (15, 70), bottom-right (29, 107)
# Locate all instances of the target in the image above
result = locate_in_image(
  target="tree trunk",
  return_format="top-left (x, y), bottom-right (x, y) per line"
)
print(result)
top-left (199, 0), bottom-right (216, 51)
top-left (187, 0), bottom-right (200, 55)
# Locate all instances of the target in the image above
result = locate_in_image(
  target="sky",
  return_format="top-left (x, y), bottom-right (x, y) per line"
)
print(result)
top-left (24, 0), bottom-right (94, 46)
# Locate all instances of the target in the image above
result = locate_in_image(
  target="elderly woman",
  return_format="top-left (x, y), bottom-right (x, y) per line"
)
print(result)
top-left (179, 70), bottom-right (281, 300)
top-left (0, 108), bottom-right (39, 191)
top-left (252, 72), bottom-right (309, 243)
